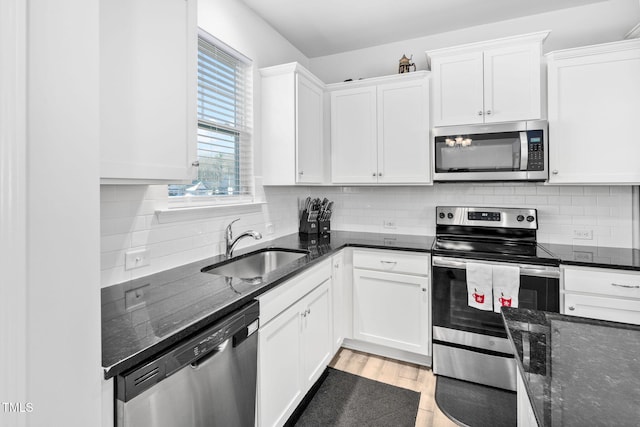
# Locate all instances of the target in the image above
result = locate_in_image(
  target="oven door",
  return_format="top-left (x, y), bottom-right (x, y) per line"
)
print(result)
top-left (431, 255), bottom-right (559, 390)
top-left (432, 256), bottom-right (560, 338)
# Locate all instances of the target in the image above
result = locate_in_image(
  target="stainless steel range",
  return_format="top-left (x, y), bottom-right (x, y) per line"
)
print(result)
top-left (431, 206), bottom-right (560, 391)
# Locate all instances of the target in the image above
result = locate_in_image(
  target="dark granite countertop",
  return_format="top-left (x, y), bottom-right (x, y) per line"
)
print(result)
top-left (101, 231), bottom-right (434, 378)
top-left (541, 243), bottom-right (640, 271)
top-left (502, 307), bottom-right (640, 427)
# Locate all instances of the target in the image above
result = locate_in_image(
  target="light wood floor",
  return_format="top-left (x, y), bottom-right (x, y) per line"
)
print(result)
top-left (329, 348), bottom-right (459, 427)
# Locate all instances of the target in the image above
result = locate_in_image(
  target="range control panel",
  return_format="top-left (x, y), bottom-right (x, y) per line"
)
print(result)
top-left (436, 206), bottom-right (537, 229)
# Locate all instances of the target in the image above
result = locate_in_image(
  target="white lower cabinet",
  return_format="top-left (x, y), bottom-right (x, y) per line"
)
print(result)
top-left (257, 261), bottom-right (332, 427)
top-left (352, 250), bottom-right (430, 357)
top-left (516, 370), bottom-right (539, 427)
top-left (562, 265), bottom-right (640, 325)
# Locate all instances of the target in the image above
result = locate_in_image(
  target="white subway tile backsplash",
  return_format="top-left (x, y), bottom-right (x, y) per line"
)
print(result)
top-left (100, 182), bottom-right (636, 287)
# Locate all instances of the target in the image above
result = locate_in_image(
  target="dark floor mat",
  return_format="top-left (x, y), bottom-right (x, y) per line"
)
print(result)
top-left (293, 368), bottom-right (420, 427)
top-left (435, 376), bottom-right (516, 427)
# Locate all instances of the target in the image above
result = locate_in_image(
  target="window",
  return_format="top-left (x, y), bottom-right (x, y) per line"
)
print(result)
top-left (169, 30), bottom-right (253, 206)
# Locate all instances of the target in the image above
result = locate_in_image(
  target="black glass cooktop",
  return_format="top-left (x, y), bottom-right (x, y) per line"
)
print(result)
top-left (432, 237), bottom-right (559, 265)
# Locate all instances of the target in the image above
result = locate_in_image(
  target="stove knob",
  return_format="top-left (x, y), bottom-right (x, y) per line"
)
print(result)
top-left (439, 212), bottom-right (445, 219)
top-left (526, 215), bottom-right (535, 222)
top-left (517, 215), bottom-right (524, 222)
top-left (447, 213), bottom-right (454, 219)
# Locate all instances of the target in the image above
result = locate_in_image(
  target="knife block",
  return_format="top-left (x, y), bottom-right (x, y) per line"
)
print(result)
top-left (298, 211), bottom-right (318, 236)
top-left (318, 220), bottom-right (330, 235)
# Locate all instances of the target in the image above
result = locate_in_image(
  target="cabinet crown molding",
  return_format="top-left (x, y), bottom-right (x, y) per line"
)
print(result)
top-left (546, 37), bottom-right (640, 61)
top-left (425, 30), bottom-right (550, 68)
top-left (325, 70), bottom-right (429, 91)
top-left (259, 61), bottom-right (325, 87)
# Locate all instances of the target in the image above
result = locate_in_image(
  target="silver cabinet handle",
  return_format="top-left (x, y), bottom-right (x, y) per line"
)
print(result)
top-left (380, 260), bottom-right (397, 265)
top-left (378, 172), bottom-right (382, 177)
top-left (486, 110), bottom-right (492, 115)
top-left (552, 170), bottom-right (559, 175)
top-left (477, 111), bottom-right (483, 116)
top-left (568, 306), bottom-right (575, 311)
top-left (372, 172), bottom-right (376, 177)
top-left (298, 170), bottom-right (304, 175)
top-left (191, 160), bottom-right (200, 167)
top-left (611, 282), bottom-right (640, 289)
top-left (421, 288), bottom-right (427, 292)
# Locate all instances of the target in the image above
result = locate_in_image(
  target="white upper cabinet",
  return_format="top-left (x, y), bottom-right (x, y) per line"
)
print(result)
top-left (427, 31), bottom-right (548, 127)
top-left (261, 63), bottom-right (325, 185)
top-left (100, 0), bottom-right (197, 183)
top-left (330, 85), bottom-right (378, 183)
top-left (547, 39), bottom-right (640, 185)
top-left (329, 72), bottom-right (431, 184)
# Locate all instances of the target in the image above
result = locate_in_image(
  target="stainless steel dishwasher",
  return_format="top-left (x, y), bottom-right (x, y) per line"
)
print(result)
top-left (116, 300), bottom-right (259, 427)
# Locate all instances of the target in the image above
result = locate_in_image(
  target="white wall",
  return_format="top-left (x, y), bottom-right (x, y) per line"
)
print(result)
top-left (0, 0), bottom-right (101, 426)
top-left (309, 0), bottom-right (640, 83)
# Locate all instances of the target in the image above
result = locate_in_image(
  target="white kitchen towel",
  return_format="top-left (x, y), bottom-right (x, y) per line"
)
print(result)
top-left (492, 264), bottom-right (520, 313)
top-left (466, 263), bottom-right (494, 311)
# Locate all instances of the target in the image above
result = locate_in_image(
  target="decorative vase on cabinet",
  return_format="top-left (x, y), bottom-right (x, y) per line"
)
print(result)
top-left (426, 31), bottom-right (549, 127)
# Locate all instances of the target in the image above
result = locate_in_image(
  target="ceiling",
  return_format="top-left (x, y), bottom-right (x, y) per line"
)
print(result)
top-left (240, 0), bottom-right (607, 57)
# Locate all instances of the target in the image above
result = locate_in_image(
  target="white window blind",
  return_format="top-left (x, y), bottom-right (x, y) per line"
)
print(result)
top-left (169, 31), bottom-right (253, 205)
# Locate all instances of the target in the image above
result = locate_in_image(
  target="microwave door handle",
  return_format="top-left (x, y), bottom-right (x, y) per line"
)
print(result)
top-left (520, 131), bottom-right (528, 171)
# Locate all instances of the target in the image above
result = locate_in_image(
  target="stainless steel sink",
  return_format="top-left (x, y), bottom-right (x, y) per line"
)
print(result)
top-left (201, 248), bottom-right (309, 281)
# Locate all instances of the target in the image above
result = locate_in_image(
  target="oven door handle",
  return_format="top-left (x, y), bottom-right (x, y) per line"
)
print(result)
top-left (432, 256), bottom-right (560, 278)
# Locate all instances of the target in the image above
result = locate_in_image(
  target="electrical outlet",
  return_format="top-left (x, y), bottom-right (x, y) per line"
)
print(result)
top-left (265, 222), bottom-right (275, 235)
top-left (125, 248), bottom-right (150, 270)
top-left (383, 219), bottom-right (397, 229)
top-left (573, 229), bottom-right (593, 240)
top-left (125, 283), bottom-right (150, 310)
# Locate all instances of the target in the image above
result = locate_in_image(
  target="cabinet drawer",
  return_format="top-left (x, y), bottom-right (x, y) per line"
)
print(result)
top-left (563, 266), bottom-right (640, 299)
top-left (564, 293), bottom-right (640, 325)
top-left (258, 260), bottom-right (331, 326)
top-left (353, 249), bottom-right (429, 276)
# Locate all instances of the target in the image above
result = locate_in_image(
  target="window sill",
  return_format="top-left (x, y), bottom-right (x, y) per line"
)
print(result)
top-left (155, 201), bottom-right (265, 224)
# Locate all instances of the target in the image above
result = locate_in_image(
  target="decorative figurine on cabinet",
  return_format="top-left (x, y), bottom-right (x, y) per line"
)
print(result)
top-left (398, 54), bottom-right (416, 73)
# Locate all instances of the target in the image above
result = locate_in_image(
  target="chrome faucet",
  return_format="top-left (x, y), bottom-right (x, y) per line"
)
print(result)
top-left (225, 218), bottom-right (262, 259)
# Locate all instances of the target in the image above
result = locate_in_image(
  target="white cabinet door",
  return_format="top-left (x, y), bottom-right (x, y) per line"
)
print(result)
top-left (261, 63), bottom-right (325, 185)
top-left (484, 43), bottom-right (542, 124)
top-left (100, 0), bottom-right (197, 183)
top-left (377, 79), bottom-right (431, 184)
top-left (331, 86), bottom-right (378, 183)
top-left (564, 293), bottom-right (640, 325)
top-left (547, 40), bottom-right (640, 184)
top-left (353, 269), bottom-right (430, 355)
top-left (258, 301), bottom-right (304, 427)
top-left (431, 52), bottom-right (484, 126)
top-left (301, 281), bottom-right (332, 387)
top-left (296, 73), bottom-right (324, 183)
top-left (258, 302), bottom-right (303, 427)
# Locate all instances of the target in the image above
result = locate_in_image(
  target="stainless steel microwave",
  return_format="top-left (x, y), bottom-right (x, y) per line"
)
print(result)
top-left (433, 120), bottom-right (548, 182)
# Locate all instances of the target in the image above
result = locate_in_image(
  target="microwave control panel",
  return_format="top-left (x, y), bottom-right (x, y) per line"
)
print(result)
top-left (527, 130), bottom-right (544, 171)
